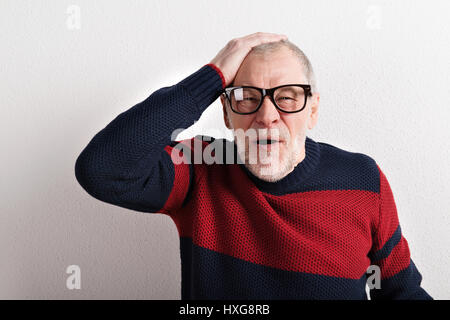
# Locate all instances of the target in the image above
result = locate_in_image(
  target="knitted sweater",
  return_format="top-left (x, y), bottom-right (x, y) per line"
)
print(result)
top-left (74, 64), bottom-right (432, 300)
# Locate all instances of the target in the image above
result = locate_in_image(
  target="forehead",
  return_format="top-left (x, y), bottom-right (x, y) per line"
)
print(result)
top-left (233, 48), bottom-right (307, 88)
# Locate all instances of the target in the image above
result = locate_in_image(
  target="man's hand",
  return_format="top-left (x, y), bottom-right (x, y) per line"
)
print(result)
top-left (209, 32), bottom-right (288, 87)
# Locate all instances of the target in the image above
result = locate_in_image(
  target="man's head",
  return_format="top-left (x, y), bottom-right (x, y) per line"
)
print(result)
top-left (220, 39), bottom-right (320, 182)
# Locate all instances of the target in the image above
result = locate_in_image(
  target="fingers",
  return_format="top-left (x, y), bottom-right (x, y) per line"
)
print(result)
top-left (209, 32), bottom-right (288, 87)
top-left (240, 32), bottom-right (288, 48)
top-left (244, 32), bottom-right (288, 40)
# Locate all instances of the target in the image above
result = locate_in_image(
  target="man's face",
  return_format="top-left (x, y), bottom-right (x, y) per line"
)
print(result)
top-left (220, 46), bottom-right (320, 182)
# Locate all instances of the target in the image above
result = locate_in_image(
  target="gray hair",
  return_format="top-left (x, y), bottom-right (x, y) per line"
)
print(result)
top-left (248, 39), bottom-right (317, 93)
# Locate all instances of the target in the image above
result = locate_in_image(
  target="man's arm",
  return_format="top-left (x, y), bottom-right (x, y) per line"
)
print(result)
top-left (74, 32), bottom-right (288, 215)
top-left (74, 64), bottom-right (225, 215)
top-left (368, 165), bottom-right (433, 300)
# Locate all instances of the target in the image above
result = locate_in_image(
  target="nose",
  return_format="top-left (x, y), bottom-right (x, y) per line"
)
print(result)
top-left (254, 95), bottom-right (281, 128)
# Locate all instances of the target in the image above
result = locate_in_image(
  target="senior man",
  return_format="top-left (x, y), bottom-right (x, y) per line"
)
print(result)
top-left (75, 32), bottom-right (432, 300)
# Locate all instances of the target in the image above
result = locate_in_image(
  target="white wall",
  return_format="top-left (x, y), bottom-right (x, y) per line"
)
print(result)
top-left (0, 0), bottom-right (448, 299)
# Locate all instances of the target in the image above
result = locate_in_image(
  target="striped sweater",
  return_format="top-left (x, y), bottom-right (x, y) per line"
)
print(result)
top-left (74, 64), bottom-right (432, 300)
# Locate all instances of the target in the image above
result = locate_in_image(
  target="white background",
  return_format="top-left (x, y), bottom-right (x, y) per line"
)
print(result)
top-left (0, 0), bottom-right (449, 299)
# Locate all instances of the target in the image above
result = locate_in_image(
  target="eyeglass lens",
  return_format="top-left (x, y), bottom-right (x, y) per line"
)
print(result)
top-left (230, 86), bottom-right (306, 113)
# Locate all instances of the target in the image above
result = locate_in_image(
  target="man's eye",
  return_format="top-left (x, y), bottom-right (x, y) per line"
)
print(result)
top-left (278, 97), bottom-right (293, 100)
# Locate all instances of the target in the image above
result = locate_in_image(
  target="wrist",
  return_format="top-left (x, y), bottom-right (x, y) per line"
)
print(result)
top-left (205, 63), bottom-right (227, 89)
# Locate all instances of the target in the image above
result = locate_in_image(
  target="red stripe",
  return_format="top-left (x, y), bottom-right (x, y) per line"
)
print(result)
top-left (160, 141), bottom-right (191, 216)
top-left (373, 164), bottom-right (400, 253)
top-left (205, 63), bottom-right (226, 89)
top-left (172, 164), bottom-right (380, 279)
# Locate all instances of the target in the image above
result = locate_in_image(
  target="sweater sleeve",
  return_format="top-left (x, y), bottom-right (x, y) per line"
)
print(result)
top-left (74, 64), bottom-right (225, 215)
top-left (368, 165), bottom-right (433, 300)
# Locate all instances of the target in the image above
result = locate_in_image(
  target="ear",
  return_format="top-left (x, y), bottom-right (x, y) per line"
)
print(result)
top-left (221, 94), bottom-right (232, 129)
top-left (307, 93), bottom-right (320, 130)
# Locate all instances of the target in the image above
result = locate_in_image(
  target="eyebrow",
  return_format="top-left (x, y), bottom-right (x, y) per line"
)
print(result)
top-left (236, 82), bottom-right (294, 87)
top-left (234, 84), bottom-right (296, 89)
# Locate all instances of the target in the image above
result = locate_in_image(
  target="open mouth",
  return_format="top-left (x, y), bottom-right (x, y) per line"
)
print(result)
top-left (256, 139), bottom-right (280, 145)
top-left (252, 138), bottom-right (286, 147)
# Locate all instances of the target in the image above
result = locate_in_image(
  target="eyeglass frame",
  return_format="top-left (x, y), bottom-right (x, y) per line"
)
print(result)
top-left (222, 84), bottom-right (312, 115)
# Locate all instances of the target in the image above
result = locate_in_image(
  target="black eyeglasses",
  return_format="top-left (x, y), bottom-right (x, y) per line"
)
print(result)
top-left (222, 84), bottom-right (312, 115)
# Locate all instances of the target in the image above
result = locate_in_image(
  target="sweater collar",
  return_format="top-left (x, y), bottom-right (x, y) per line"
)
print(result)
top-left (236, 136), bottom-right (321, 194)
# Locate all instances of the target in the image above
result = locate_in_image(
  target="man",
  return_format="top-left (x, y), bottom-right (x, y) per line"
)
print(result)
top-left (75, 32), bottom-right (432, 300)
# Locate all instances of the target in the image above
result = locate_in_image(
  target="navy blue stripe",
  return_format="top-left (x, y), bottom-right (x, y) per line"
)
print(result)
top-left (300, 142), bottom-right (381, 194)
top-left (369, 259), bottom-right (433, 300)
top-left (178, 136), bottom-right (381, 196)
top-left (179, 237), bottom-right (368, 300)
top-left (368, 225), bottom-right (402, 262)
